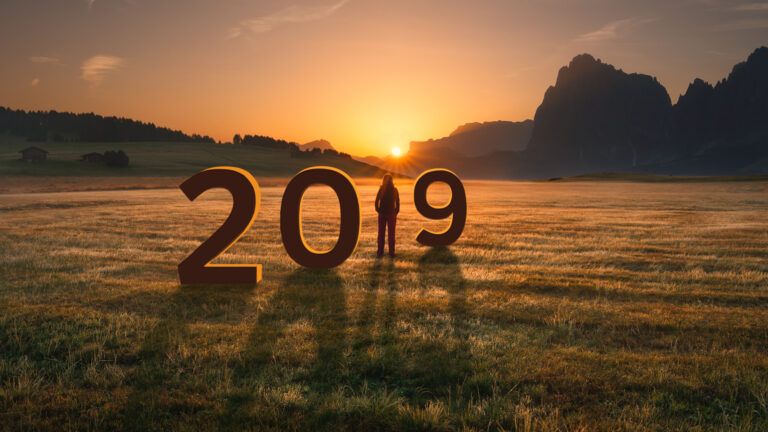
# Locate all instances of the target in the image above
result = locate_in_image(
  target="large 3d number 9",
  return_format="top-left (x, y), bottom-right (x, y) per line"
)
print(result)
top-left (281, 166), bottom-right (361, 268)
top-left (413, 169), bottom-right (467, 246)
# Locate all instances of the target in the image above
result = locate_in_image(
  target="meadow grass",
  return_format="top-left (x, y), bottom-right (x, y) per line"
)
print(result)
top-left (1, 180), bottom-right (767, 431)
top-left (0, 135), bottom-right (383, 178)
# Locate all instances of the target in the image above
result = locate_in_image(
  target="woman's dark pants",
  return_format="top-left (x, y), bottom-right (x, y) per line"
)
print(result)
top-left (377, 213), bottom-right (396, 257)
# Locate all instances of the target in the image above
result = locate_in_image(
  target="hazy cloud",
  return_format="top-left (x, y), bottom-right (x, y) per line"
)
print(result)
top-left (81, 55), bottom-right (124, 85)
top-left (730, 2), bottom-right (768, 11)
top-left (30, 78), bottom-right (40, 87)
top-left (713, 18), bottom-right (768, 30)
top-left (229, 0), bottom-right (350, 38)
top-left (575, 18), bottom-right (653, 43)
top-left (29, 56), bottom-right (61, 64)
top-left (85, 0), bottom-right (138, 10)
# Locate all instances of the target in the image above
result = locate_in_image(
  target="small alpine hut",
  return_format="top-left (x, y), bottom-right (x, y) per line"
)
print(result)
top-left (19, 146), bottom-right (48, 162)
top-left (81, 152), bottom-right (105, 163)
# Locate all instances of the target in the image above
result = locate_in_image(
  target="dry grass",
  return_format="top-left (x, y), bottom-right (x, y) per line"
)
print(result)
top-left (1, 180), bottom-right (767, 431)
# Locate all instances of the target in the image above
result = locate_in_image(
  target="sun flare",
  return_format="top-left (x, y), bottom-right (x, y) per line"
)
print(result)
top-left (391, 147), bottom-right (402, 158)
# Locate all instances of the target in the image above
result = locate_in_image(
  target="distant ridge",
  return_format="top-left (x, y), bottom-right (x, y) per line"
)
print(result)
top-left (300, 139), bottom-right (335, 152)
top-left (409, 120), bottom-right (533, 158)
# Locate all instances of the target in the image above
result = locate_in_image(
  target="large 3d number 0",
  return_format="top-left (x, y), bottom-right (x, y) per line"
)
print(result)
top-left (280, 167), bottom-right (361, 268)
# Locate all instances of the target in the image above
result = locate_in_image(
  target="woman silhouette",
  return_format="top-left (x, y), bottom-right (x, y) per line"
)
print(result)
top-left (375, 174), bottom-right (400, 258)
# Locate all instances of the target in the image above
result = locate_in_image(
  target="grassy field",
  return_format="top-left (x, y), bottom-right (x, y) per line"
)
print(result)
top-left (1, 180), bottom-right (767, 431)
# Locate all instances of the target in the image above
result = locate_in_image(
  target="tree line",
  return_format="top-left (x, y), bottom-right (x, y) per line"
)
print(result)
top-left (1, 105), bottom-right (356, 161)
top-left (233, 134), bottom-right (353, 159)
top-left (0, 107), bottom-right (215, 143)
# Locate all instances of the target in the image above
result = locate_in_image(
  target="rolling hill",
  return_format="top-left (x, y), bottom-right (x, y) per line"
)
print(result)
top-left (0, 135), bottom-right (388, 179)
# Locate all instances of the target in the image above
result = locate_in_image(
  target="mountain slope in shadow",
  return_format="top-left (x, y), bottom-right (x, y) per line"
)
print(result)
top-left (409, 120), bottom-right (533, 158)
top-left (384, 47), bottom-right (768, 179)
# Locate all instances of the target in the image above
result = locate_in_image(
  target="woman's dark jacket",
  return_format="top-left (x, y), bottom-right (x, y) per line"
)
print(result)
top-left (375, 186), bottom-right (400, 215)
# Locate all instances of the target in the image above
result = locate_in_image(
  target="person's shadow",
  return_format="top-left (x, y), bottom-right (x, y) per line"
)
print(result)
top-left (221, 268), bottom-right (346, 429)
top-left (122, 284), bottom-right (254, 431)
top-left (349, 258), bottom-right (400, 384)
top-left (351, 247), bottom-right (470, 400)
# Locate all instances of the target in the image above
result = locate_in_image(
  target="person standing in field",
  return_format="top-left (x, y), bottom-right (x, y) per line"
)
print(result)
top-left (375, 174), bottom-right (400, 258)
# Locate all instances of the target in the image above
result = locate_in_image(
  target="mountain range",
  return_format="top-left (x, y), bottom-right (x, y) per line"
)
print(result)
top-left (387, 46), bottom-right (768, 178)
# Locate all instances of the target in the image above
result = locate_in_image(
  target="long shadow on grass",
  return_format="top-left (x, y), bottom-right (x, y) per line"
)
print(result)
top-left (348, 258), bottom-right (400, 386)
top-left (121, 284), bottom-right (254, 431)
top-left (220, 268), bottom-right (346, 430)
top-left (351, 247), bottom-right (472, 403)
top-left (411, 247), bottom-right (472, 398)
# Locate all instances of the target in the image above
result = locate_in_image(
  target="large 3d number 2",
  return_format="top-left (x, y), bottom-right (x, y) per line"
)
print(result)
top-left (178, 167), bottom-right (262, 284)
top-left (413, 169), bottom-right (467, 246)
top-left (280, 166), bottom-right (361, 268)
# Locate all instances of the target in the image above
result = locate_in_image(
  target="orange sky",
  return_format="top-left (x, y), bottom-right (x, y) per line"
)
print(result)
top-left (1, 0), bottom-right (767, 156)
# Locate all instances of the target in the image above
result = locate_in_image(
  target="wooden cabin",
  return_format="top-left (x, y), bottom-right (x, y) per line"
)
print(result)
top-left (19, 146), bottom-right (48, 162)
top-left (81, 152), bottom-right (105, 163)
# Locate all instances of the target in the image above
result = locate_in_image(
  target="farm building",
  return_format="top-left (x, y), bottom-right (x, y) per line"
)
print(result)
top-left (19, 146), bottom-right (48, 162)
top-left (81, 152), bottom-right (105, 163)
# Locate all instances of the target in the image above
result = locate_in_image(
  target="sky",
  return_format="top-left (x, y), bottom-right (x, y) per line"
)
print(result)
top-left (1, 0), bottom-right (767, 156)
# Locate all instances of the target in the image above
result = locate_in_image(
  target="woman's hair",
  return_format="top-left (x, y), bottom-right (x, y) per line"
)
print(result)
top-left (381, 174), bottom-right (394, 187)
top-left (380, 174), bottom-right (395, 199)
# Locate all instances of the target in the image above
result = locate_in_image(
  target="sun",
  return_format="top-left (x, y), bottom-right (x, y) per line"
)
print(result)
top-left (391, 147), bottom-right (402, 158)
